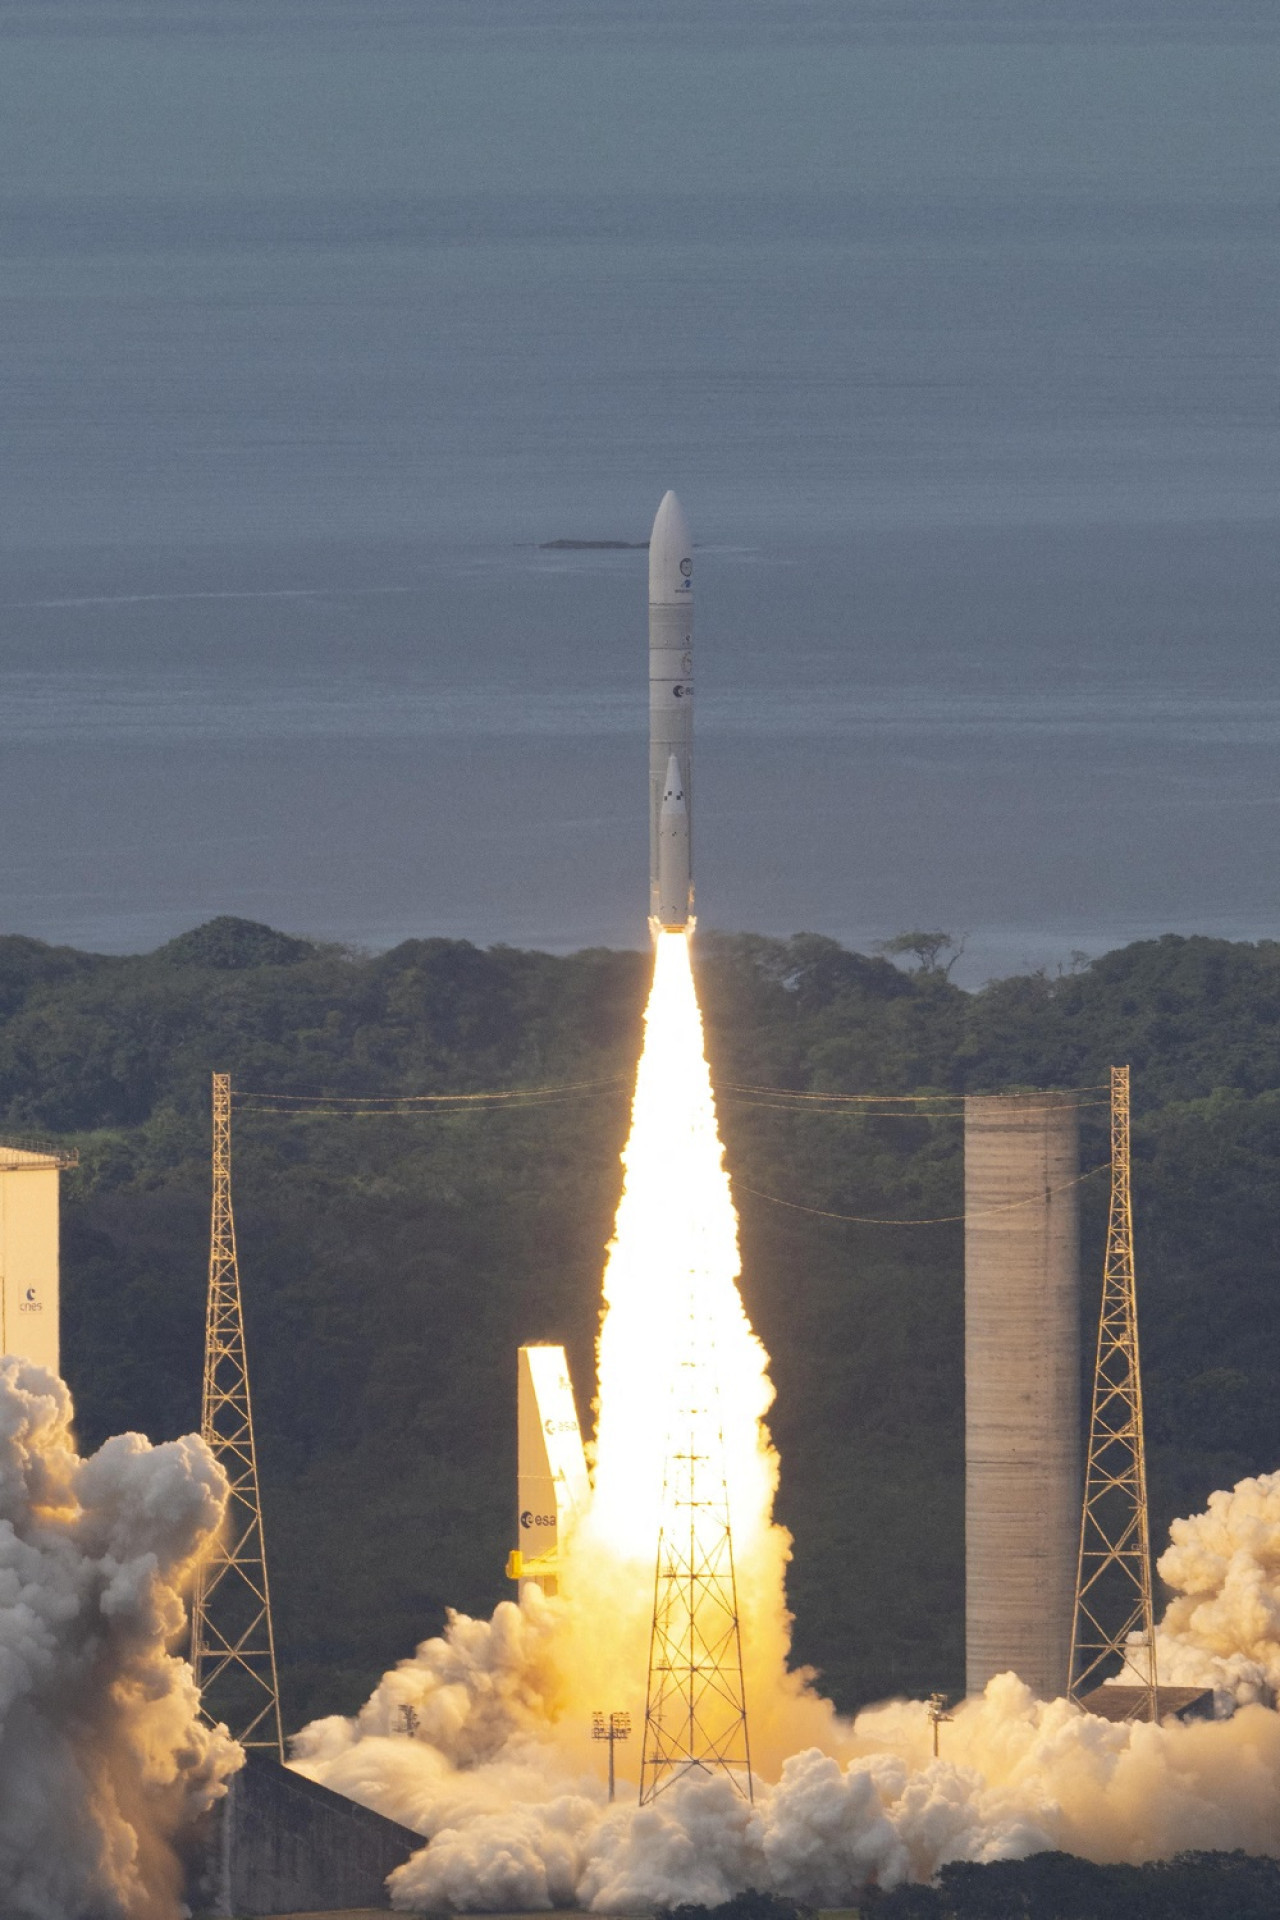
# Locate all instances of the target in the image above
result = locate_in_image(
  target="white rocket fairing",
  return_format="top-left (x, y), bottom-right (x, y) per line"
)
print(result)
top-left (648, 491), bottom-right (693, 931)
top-left (510, 1344), bottom-right (589, 1597)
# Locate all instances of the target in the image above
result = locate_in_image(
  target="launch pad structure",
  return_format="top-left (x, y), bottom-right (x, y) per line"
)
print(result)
top-left (509, 1343), bottom-right (590, 1598)
top-left (1069, 1065), bottom-right (1158, 1718)
top-left (964, 1070), bottom-right (1164, 1718)
top-left (185, 1015), bottom-right (1159, 1832)
top-left (191, 1072), bottom-right (284, 1758)
top-left (640, 1327), bottom-right (753, 1804)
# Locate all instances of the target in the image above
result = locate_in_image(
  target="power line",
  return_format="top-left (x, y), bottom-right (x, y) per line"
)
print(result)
top-left (717, 1082), bottom-right (1109, 1103)
top-left (232, 1077), bottom-right (627, 1117)
top-left (228, 1078), bottom-right (1108, 1121)
top-left (734, 1162), bottom-right (1109, 1227)
top-left (234, 1076), bottom-right (623, 1105)
top-left (720, 1094), bottom-right (1109, 1120)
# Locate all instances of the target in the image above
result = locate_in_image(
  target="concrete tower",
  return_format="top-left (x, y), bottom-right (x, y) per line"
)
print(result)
top-left (0, 1137), bottom-right (77, 1375)
top-left (965, 1091), bottom-right (1080, 1700)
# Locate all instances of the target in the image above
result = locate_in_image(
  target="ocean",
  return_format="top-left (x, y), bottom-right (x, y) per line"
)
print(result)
top-left (2, 0), bottom-right (1277, 981)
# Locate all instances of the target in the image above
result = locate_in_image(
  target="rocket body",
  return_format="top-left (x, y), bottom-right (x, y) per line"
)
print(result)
top-left (648, 491), bottom-right (693, 930)
top-left (656, 754), bottom-right (690, 928)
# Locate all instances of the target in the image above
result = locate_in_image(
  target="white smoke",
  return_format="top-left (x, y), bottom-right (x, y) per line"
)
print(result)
top-left (292, 1553), bottom-right (1280, 1913)
top-left (0, 1355), bottom-right (240, 1920)
top-left (1151, 1470), bottom-right (1280, 1707)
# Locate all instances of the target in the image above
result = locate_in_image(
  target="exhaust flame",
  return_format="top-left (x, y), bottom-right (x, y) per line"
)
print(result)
top-left (589, 930), bottom-right (758, 1798)
top-left (587, 930), bottom-right (775, 1567)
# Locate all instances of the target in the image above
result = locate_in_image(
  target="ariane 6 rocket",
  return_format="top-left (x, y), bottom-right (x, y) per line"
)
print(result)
top-left (648, 490), bottom-right (694, 932)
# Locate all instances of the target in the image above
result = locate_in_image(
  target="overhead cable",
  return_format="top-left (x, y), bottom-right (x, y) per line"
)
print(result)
top-left (718, 1082), bottom-right (1109, 1104)
top-left (734, 1161), bottom-right (1109, 1227)
top-left (232, 1076), bottom-right (625, 1115)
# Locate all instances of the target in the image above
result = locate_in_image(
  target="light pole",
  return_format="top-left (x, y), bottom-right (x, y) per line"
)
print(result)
top-left (926, 1693), bottom-right (953, 1758)
top-left (591, 1711), bottom-right (631, 1802)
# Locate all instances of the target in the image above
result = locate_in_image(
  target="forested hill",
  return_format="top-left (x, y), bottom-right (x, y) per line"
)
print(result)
top-left (4, 916), bottom-right (1280, 1728)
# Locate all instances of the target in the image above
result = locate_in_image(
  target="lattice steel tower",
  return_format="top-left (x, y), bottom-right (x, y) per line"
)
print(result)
top-left (1068, 1065), bottom-right (1158, 1719)
top-left (639, 1321), bottom-right (752, 1805)
top-left (190, 1072), bottom-right (284, 1756)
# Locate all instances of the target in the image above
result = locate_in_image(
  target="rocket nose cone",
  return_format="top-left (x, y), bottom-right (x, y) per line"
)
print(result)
top-left (649, 490), bottom-right (692, 605)
top-left (661, 751), bottom-right (686, 808)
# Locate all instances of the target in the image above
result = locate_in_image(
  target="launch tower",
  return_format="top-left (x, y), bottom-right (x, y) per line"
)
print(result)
top-left (639, 1328), bottom-right (752, 1804)
top-left (1069, 1066), bottom-right (1158, 1718)
top-left (190, 1073), bottom-right (284, 1756)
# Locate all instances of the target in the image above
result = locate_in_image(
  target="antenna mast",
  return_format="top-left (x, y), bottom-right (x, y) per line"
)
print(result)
top-left (190, 1072), bottom-right (284, 1756)
top-left (1069, 1064), bottom-right (1158, 1719)
top-left (639, 1310), bottom-right (752, 1804)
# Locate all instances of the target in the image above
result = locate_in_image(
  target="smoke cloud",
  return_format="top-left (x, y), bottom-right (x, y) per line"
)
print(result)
top-left (293, 1545), bottom-right (1280, 1914)
top-left (1151, 1470), bottom-right (1280, 1707)
top-left (0, 1355), bottom-right (240, 1920)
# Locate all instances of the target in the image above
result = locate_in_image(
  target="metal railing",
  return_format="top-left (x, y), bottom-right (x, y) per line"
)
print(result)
top-left (0, 1134), bottom-right (79, 1170)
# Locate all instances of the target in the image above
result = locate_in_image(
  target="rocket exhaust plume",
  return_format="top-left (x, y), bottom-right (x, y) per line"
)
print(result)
top-left (593, 931), bottom-right (753, 1802)
top-left (588, 932), bottom-right (774, 1568)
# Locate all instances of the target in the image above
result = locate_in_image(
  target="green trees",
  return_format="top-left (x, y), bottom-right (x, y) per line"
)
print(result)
top-left (861, 1850), bottom-right (1280, 1917)
top-left (3, 921), bottom-right (1279, 1724)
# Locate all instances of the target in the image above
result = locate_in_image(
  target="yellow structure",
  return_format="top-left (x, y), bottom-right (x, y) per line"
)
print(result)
top-left (512, 1344), bottom-right (590, 1597)
top-left (1069, 1065), bottom-right (1158, 1719)
top-left (0, 1137), bottom-right (77, 1374)
top-left (190, 1074), bottom-right (284, 1756)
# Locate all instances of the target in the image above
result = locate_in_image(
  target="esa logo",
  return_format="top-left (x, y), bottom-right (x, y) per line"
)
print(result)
top-left (520, 1510), bottom-right (556, 1529)
top-left (543, 1417), bottom-right (578, 1437)
top-left (19, 1287), bottom-right (42, 1314)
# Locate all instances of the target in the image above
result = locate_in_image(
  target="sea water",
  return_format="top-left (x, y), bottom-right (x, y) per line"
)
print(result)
top-left (2, 0), bottom-right (1277, 980)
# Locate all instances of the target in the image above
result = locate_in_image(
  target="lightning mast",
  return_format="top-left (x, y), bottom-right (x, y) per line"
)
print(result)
top-left (1068, 1065), bottom-right (1158, 1720)
top-left (639, 1318), bottom-right (752, 1804)
top-left (190, 1072), bottom-right (284, 1756)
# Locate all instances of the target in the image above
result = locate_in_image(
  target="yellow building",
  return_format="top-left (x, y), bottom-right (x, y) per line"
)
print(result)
top-left (0, 1138), bottom-right (77, 1376)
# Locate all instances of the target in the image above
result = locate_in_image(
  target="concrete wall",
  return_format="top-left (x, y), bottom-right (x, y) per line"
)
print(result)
top-left (965, 1091), bottom-right (1080, 1701)
top-left (191, 1754), bottom-right (420, 1917)
top-left (0, 1151), bottom-right (60, 1374)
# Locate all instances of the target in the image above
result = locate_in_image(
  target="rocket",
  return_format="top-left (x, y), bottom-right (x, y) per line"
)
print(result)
top-left (648, 490), bottom-right (694, 931)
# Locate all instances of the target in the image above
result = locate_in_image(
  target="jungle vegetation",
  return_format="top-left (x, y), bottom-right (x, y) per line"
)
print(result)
top-left (3, 916), bottom-right (1279, 1728)
top-left (668, 1852), bottom-right (1280, 1920)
